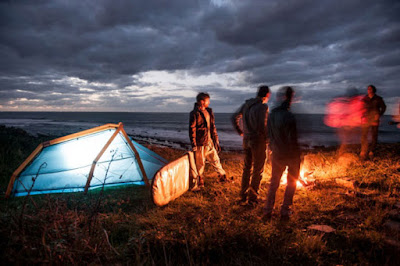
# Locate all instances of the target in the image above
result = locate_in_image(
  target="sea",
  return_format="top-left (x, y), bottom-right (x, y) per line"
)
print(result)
top-left (0, 112), bottom-right (399, 151)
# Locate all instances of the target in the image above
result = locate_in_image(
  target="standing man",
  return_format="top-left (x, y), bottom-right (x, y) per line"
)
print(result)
top-left (360, 85), bottom-right (386, 160)
top-left (232, 85), bottom-right (270, 205)
top-left (189, 92), bottom-right (227, 188)
top-left (263, 86), bottom-right (300, 221)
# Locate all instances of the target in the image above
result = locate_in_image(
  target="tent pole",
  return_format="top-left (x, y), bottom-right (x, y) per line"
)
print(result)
top-left (84, 123), bottom-right (123, 194)
top-left (48, 123), bottom-right (119, 146)
top-left (5, 143), bottom-right (44, 199)
top-left (120, 126), bottom-right (150, 187)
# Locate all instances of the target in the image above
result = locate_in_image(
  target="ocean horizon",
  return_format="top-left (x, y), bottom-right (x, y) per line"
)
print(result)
top-left (1, 111), bottom-right (399, 151)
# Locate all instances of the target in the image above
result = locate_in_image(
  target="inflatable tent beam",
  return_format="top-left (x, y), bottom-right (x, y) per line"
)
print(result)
top-left (5, 122), bottom-right (150, 198)
top-left (120, 126), bottom-right (150, 186)
top-left (5, 143), bottom-right (44, 199)
top-left (83, 123), bottom-right (150, 193)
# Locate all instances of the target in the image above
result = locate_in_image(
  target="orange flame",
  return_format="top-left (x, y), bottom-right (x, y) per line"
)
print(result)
top-left (280, 167), bottom-right (313, 189)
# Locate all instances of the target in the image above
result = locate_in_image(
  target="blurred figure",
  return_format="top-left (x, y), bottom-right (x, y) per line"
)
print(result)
top-left (263, 86), bottom-right (300, 221)
top-left (232, 85), bottom-right (270, 205)
top-left (189, 92), bottom-right (227, 188)
top-left (324, 88), bottom-right (365, 155)
top-left (360, 85), bottom-right (386, 160)
top-left (389, 101), bottom-right (400, 129)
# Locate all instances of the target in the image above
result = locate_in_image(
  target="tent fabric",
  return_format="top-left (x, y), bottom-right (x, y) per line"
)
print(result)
top-left (152, 151), bottom-right (198, 206)
top-left (10, 125), bottom-right (167, 197)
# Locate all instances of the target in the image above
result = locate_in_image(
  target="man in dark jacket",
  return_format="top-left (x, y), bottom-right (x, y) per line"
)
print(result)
top-left (360, 85), bottom-right (386, 160)
top-left (189, 92), bottom-right (226, 187)
top-left (232, 85), bottom-right (270, 205)
top-left (263, 86), bottom-right (300, 221)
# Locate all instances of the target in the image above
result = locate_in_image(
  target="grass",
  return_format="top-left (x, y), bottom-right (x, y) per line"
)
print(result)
top-left (0, 125), bottom-right (400, 264)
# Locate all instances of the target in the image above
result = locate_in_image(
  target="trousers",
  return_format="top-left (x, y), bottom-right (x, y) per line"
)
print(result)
top-left (264, 154), bottom-right (300, 215)
top-left (240, 139), bottom-right (266, 201)
top-left (361, 125), bottom-right (378, 155)
top-left (194, 142), bottom-right (226, 178)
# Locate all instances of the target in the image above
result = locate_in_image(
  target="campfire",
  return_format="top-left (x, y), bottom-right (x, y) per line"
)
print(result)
top-left (280, 167), bottom-right (316, 189)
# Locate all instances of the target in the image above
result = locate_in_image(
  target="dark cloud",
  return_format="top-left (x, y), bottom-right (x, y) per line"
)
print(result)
top-left (0, 0), bottom-right (399, 113)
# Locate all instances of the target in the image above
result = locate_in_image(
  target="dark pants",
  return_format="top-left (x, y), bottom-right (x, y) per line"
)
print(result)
top-left (264, 154), bottom-right (300, 215)
top-left (361, 125), bottom-right (378, 156)
top-left (240, 139), bottom-right (266, 201)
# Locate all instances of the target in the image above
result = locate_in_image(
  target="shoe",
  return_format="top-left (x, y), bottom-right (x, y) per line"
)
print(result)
top-left (198, 177), bottom-right (205, 188)
top-left (280, 207), bottom-right (293, 222)
top-left (191, 187), bottom-right (201, 192)
top-left (247, 199), bottom-right (258, 208)
top-left (262, 212), bottom-right (272, 223)
top-left (280, 214), bottom-right (290, 222)
top-left (219, 174), bottom-right (227, 182)
top-left (235, 197), bottom-right (247, 206)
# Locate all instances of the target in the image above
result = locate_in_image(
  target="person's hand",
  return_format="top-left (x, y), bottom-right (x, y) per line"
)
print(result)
top-left (215, 143), bottom-right (221, 153)
top-left (192, 146), bottom-right (197, 152)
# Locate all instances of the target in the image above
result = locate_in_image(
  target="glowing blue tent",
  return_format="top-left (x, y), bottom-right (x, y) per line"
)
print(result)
top-left (6, 123), bottom-right (168, 197)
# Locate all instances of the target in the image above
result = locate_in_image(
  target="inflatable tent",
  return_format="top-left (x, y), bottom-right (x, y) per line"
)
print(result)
top-left (5, 123), bottom-right (168, 198)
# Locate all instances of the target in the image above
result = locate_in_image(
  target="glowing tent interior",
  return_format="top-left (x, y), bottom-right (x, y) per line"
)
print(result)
top-left (5, 123), bottom-right (168, 198)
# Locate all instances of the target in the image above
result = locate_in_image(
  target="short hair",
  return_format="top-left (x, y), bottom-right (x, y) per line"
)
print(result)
top-left (277, 86), bottom-right (294, 102)
top-left (368, 85), bottom-right (376, 93)
top-left (196, 92), bottom-right (210, 103)
top-left (257, 85), bottom-right (270, 98)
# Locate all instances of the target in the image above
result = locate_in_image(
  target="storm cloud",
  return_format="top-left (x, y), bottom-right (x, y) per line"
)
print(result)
top-left (0, 0), bottom-right (399, 113)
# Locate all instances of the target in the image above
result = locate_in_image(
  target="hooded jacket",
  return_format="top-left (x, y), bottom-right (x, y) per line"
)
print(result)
top-left (267, 101), bottom-right (300, 159)
top-left (232, 97), bottom-right (268, 142)
top-left (189, 103), bottom-right (219, 148)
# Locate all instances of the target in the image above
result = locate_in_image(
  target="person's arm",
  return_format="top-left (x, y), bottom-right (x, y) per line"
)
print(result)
top-left (263, 105), bottom-right (269, 142)
top-left (210, 109), bottom-right (221, 152)
top-left (379, 97), bottom-right (387, 116)
top-left (232, 105), bottom-right (244, 136)
top-left (189, 111), bottom-right (197, 150)
top-left (288, 113), bottom-right (300, 156)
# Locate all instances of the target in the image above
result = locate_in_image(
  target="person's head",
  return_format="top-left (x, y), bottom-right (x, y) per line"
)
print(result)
top-left (276, 86), bottom-right (295, 105)
top-left (196, 92), bottom-right (210, 109)
top-left (257, 85), bottom-right (271, 104)
top-left (367, 85), bottom-right (376, 98)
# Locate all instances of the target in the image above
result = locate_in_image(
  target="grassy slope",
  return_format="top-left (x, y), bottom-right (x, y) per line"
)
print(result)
top-left (0, 126), bottom-right (399, 265)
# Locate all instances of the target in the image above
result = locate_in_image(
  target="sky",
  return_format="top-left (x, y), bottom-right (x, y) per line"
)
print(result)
top-left (0, 0), bottom-right (399, 114)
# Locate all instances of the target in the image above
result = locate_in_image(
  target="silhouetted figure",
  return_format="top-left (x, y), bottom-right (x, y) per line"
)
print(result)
top-left (263, 86), bottom-right (300, 221)
top-left (232, 85), bottom-right (270, 205)
top-left (389, 102), bottom-right (400, 128)
top-left (189, 92), bottom-right (227, 188)
top-left (360, 85), bottom-right (386, 160)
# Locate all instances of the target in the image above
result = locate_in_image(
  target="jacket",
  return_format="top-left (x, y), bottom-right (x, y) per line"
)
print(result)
top-left (362, 94), bottom-right (386, 126)
top-left (189, 103), bottom-right (219, 148)
top-left (267, 101), bottom-right (300, 159)
top-left (232, 97), bottom-right (268, 142)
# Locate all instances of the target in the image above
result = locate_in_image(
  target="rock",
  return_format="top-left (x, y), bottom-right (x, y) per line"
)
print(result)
top-left (384, 238), bottom-right (400, 249)
top-left (307, 224), bottom-right (336, 233)
top-left (384, 220), bottom-right (400, 235)
top-left (335, 178), bottom-right (355, 189)
top-left (388, 209), bottom-right (400, 222)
